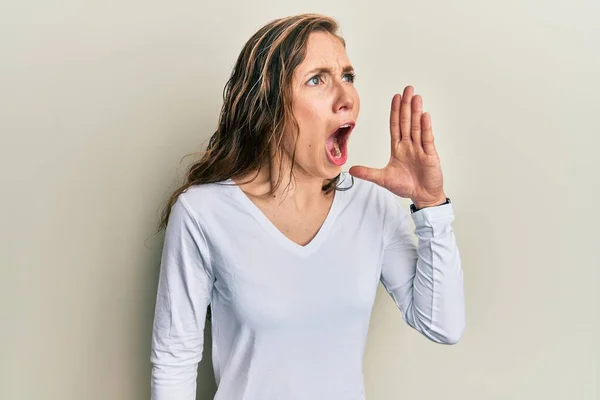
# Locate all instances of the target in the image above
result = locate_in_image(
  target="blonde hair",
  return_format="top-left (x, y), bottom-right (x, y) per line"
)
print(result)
top-left (159, 14), bottom-right (346, 232)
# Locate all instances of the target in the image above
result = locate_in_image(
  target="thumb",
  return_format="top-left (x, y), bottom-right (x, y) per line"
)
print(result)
top-left (348, 166), bottom-right (385, 187)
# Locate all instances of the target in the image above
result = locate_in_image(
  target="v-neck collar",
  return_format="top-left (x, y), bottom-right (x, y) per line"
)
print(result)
top-left (226, 178), bottom-right (343, 257)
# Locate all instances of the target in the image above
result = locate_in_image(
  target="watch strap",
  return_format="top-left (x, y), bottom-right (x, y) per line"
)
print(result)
top-left (410, 197), bottom-right (451, 214)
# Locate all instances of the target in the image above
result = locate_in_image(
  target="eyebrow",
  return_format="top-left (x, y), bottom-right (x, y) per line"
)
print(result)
top-left (303, 65), bottom-right (355, 78)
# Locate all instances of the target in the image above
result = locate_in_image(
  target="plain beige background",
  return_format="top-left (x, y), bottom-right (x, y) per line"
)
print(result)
top-left (1, 0), bottom-right (598, 399)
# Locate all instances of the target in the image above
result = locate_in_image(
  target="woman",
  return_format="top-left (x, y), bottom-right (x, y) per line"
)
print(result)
top-left (150, 13), bottom-right (465, 400)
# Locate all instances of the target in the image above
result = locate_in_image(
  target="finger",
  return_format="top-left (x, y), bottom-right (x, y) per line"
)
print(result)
top-left (421, 112), bottom-right (437, 155)
top-left (389, 93), bottom-right (401, 144)
top-left (411, 94), bottom-right (423, 150)
top-left (400, 86), bottom-right (414, 141)
top-left (348, 166), bottom-right (385, 186)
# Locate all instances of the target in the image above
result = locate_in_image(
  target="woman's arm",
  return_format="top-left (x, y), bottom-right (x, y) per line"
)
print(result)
top-left (380, 201), bottom-right (465, 344)
top-left (151, 196), bottom-right (214, 400)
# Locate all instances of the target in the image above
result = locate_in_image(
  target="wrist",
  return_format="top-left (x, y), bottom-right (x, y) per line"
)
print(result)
top-left (411, 195), bottom-right (449, 212)
top-left (413, 195), bottom-right (448, 210)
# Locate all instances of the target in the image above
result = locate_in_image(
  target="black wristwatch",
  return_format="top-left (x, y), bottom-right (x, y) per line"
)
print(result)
top-left (410, 197), bottom-right (451, 214)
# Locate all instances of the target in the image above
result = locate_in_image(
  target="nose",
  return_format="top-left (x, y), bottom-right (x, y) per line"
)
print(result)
top-left (332, 81), bottom-right (355, 113)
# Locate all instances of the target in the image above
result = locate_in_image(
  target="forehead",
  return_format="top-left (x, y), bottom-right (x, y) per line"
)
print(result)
top-left (296, 31), bottom-right (350, 73)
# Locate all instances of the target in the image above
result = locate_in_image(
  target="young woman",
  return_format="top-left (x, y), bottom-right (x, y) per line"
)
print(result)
top-left (150, 13), bottom-right (465, 400)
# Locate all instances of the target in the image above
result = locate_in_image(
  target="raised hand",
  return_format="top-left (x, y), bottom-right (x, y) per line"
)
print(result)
top-left (349, 86), bottom-right (447, 209)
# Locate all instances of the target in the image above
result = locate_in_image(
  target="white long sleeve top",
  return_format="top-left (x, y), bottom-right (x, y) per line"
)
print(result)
top-left (150, 173), bottom-right (465, 400)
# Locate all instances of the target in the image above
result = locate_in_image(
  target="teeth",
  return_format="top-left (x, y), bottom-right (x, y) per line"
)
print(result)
top-left (333, 141), bottom-right (341, 158)
top-left (330, 124), bottom-right (350, 159)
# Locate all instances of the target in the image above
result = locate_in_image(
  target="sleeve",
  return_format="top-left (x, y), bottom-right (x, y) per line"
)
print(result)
top-left (380, 196), bottom-right (465, 344)
top-left (150, 195), bottom-right (214, 400)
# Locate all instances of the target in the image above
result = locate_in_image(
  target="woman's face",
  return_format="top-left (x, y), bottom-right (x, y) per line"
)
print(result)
top-left (282, 31), bottom-right (360, 180)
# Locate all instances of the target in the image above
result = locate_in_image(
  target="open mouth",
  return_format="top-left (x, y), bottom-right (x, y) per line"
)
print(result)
top-left (326, 122), bottom-right (354, 165)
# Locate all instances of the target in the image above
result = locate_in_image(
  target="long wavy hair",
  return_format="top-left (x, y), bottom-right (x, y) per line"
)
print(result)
top-left (158, 14), bottom-right (353, 233)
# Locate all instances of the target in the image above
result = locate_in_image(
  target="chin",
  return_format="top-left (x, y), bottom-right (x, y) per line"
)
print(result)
top-left (323, 165), bottom-right (343, 180)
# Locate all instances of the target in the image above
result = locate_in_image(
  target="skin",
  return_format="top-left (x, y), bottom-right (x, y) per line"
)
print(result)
top-left (349, 86), bottom-right (447, 209)
top-left (281, 31), bottom-right (360, 182)
top-left (236, 31), bottom-right (446, 245)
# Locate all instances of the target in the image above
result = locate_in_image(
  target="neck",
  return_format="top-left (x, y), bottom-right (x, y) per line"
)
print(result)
top-left (235, 151), bottom-right (332, 210)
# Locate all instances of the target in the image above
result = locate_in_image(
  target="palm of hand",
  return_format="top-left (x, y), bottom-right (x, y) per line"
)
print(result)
top-left (349, 86), bottom-right (446, 206)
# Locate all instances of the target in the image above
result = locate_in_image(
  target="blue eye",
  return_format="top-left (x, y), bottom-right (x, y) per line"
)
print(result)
top-left (343, 73), bottom-right (355, 83)
top-left (307, 75), bottom-right (322, 85)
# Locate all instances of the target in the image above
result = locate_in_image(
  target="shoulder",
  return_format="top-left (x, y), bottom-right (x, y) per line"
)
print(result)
top-left (179, 180), bottom-right (231, 204)
top-left (339, 172), bottom-right (409, 241)
top-left (340, 172), bottom-right (405, 216)
top-left (174, 179), bottom-right (237, 225)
